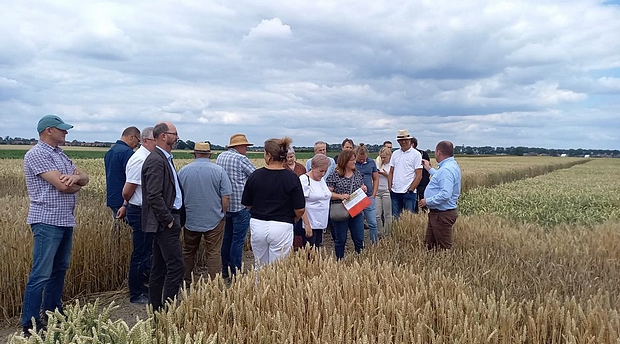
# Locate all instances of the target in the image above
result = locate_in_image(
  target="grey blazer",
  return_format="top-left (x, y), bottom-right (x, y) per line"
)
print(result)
top-left (141, 147), bottom-right (179, 233)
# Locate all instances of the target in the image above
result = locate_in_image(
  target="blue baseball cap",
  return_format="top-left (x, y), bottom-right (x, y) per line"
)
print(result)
top-left (37, 115), bottom-right (74, 133)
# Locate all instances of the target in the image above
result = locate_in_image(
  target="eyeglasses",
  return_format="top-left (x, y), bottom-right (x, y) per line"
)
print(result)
top-left (164, 132), bottom-right (178, 137)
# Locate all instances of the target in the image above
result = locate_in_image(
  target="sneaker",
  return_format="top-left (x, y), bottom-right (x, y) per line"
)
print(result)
top-left (130, 294), bottom-right (149, 304)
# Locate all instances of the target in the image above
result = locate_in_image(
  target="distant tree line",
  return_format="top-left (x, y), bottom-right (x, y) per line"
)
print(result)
top-left (453, 145), bottom-right (619, 158)
top-left (0, 136), bottom-right (617, 157)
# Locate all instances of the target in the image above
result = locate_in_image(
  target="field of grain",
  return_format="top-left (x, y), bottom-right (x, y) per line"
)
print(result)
top-left (2, 154), bottom-right (619, 343)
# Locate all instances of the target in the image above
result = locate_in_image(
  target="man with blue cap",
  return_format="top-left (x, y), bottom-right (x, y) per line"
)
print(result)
top-left (21, 115), bottom-right (90, 337)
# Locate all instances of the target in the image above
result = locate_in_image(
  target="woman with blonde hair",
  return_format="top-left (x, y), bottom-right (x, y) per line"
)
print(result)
top-left (242, 137), bottom-right (305, 266)
top-left (326, 150), bottom-right (367, 259)
top-left (353, 143), bottom-right (379, 244)
top-left (376, 146), bottom-right (393, 235)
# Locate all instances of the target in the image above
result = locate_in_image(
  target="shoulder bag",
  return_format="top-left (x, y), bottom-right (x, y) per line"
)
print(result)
top-left (329, 177), bottom-right (354, 222)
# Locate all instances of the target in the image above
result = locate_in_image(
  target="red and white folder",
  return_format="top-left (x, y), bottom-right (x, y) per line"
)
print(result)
top-left (343, 188), bottom-right (371, 217)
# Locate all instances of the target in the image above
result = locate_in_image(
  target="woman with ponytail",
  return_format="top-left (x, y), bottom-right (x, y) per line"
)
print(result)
top-left (241, 137), bottom-right (306, 266)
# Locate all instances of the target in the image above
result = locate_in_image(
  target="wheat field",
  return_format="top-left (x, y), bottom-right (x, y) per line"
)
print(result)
top-left (3, 156), bottom-right (620, 343)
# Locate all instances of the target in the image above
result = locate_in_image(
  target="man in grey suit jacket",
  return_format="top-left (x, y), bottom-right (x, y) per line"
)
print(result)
top-left (141, 121), bottom-right (184, 311)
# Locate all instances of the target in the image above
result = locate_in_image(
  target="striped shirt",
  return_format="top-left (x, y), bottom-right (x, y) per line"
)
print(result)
top-left (24, 141), bottom-right (78, 227)
top-left (216, 148), bottom-right (256, 212)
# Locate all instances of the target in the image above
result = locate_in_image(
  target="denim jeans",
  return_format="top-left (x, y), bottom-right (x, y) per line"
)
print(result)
top-left (109, 206), bottom-right (121, 219)
top-left (21, 223), bottom-right (73, 327)
top-left (125, 205), bottom-right (153, 300)
top-left (221, 208), bottom-right (250, 278)
top-left (363, 197), bottom-right (379, 243)
top-left (390, 191), bottom-right (418, 219)
top-left (331, 213), bottom-right (364, 260)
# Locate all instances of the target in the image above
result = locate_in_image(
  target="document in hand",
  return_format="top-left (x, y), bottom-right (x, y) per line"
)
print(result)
top-left (343, 188), bottom-right (371, 217)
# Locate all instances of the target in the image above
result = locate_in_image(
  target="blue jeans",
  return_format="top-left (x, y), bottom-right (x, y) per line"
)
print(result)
top-left (125, 205), bottom-right (153, 300)
top-left (109, 206), bottom-right (121, 219)
top-left (331, 213), bottom-right (364, 260)
top-left (390, 191), bottom-right (418, 219)
top-left (363, 197), bottom-right (379, 243)
top-left (221, 208), bottom-right (250, 278)
top-left (21, 223), bottom-right (73, 327)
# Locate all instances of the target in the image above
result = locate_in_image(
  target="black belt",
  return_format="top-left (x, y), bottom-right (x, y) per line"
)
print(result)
top-left (127, 204), bottom-right (141, 209)
top-left (429, 208), bottom-right (456, 213)
top-left (171, 209), bottom-right (181, 214)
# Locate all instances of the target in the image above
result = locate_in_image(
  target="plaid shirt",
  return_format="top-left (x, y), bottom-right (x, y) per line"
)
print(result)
top-left (24, 141), bottom-right (78, 227)
top-left (216, 148), bottom-right (256, 212)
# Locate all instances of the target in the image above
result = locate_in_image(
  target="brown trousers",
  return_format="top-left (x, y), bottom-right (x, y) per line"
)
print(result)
top-left (183, 219), bottom-right (225, 283)
top-left (424, 209), bottom-right (458, 250)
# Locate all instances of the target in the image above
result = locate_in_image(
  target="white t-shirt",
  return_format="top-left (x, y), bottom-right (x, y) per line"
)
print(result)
top-left (377, 160), bottom-right (389, 191)
top-left (389, 147), bottom-right (422, 193)
top-left (299, 174), bottom-right (331, 229)
top-left (125, 146), bottom-right (151, 206)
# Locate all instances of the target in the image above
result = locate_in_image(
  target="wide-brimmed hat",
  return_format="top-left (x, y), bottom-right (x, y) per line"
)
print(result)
top-left (194, 142), bottom-right (211, 153)
top-left (396, 129), bottom-right (412, 141)
top-left (227, 133), bottom-right (253, 148)
top-left (37, 115), bottom-right (74, 133)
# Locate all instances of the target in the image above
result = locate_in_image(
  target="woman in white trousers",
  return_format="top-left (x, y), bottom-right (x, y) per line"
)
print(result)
top-left (242, 137), bottom-right (305, 266)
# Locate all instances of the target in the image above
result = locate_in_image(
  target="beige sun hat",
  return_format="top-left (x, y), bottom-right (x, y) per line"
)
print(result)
top-left (396, 129), bottom-right (412, 140)
top-left (227, 133), bottom-right (253, 148)
top-left (194, 142), bottom-right (211, 153)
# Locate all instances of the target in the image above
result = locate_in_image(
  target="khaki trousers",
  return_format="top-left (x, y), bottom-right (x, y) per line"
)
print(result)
top-left (182, 219), bottom-right (225, 283)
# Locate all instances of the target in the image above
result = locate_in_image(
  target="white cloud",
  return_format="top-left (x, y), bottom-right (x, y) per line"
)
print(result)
top-left (244, 18), bottom-right (292, 40)
top-left (162, 98), bottom-right (210, 114)
top-left (597, 77), bottom-right (620, 91)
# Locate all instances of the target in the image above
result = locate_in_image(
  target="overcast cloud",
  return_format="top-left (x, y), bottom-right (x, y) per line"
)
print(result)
top-left (1, 0), bottom-right (619, 150)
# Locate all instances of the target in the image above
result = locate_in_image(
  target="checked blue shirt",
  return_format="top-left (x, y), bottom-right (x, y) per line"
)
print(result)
top-left (216, 148), bottom-right (256, 212)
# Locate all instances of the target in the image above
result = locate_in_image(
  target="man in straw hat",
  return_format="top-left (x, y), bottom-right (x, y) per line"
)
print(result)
top-left (216, 134), bottom-right (256, 281)
top-left (178, 142), bottom-right (232, 283)
top-left (22, 115), bottom-right (90, 337)
top-left (388, 129), bottom-right (423, 219)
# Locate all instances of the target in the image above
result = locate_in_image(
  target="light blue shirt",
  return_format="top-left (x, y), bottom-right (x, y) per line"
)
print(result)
top-left (156, 146), bottom-right (183, 210)
top-left (424, 157), bottom-right (461, 211)
top-left (306, 155), bottom-right (336, 180)
top-left (178, 158), bottom-right (232, 231)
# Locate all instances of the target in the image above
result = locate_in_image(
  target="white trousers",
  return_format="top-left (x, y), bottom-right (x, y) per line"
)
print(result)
top-left (250, 218), bottom-right (293, 267)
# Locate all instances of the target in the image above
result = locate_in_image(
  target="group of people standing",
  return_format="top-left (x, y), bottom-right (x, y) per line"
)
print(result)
top-left (20, 114), bottom-right (462, 337)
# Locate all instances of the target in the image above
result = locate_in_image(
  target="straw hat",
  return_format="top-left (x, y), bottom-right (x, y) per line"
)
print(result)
top-left (396, 129), bottom-right (412, 140)
top-left (227, 133), bottom-right (253, 148)
top-left (193, 142), bottom-right (211, 153)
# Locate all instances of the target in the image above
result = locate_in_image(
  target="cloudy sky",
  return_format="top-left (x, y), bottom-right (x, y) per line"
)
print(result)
top-left (2, 0), bottom-right (619, 150)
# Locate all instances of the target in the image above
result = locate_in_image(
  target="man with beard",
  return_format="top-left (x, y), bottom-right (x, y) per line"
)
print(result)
top-left (141, 121), bottom-right (184, 311)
